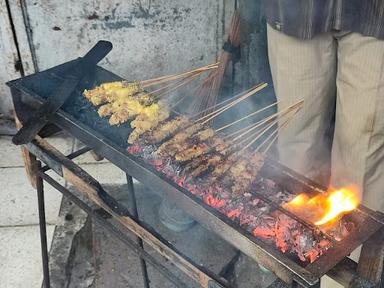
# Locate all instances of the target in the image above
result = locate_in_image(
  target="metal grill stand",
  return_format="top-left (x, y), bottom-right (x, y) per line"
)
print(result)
top-left (27, 137), bottom-right (384, 288)
top-left (8, 58), bottom-right (384, 288)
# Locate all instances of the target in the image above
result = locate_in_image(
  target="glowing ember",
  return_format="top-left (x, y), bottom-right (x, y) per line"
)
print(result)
top-left (284, 186), bottom-right (359, 227)
top-left (204, 194), bottom-right (226, 209)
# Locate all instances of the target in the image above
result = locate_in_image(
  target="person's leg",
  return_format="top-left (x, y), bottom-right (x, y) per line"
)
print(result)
top-left (332, 32), bottom-right (384, 212)
top-left (267, 24), bottom-right (337, 184)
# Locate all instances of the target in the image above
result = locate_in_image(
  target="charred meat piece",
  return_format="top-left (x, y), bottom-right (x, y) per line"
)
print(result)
top-left (175, 132), bottom-right (230, 164)
top-left (156, 123), bottom-right (204, 157)
top-left (228, 152), bottom-right (265, 196)
top-left (174, 128), bottom-right (215, 162)
top-left (206, 151), bottom-right (244, 182)
top-left (190, 153), bottom-right (223, 178)
top-left (144, 116), bottom-right (189, 144)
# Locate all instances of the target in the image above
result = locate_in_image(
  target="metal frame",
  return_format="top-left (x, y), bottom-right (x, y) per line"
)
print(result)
top-left (8, 60), bottom-right (384, 287)
top-left (28, 136), bottom-right (384, 288)
top-left (30, 138), bottom-right (231, 288)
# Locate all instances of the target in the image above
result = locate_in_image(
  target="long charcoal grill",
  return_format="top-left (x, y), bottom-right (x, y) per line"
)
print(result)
top-left (8, 57), bottom-right (384, 288)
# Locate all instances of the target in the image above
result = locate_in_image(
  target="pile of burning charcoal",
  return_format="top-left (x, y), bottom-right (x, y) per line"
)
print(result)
top-left (126, 115), bottom-right (353, 263)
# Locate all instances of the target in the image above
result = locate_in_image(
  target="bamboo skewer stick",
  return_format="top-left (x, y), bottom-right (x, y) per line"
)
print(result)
top-left (261, 103), bottom-right (303, 155)
top-left (222, 113), bottom-right (278, 140)
top-left (166, 76), bottom-right (202, 109)
top-left (256, 114), bottom-right (293, 154)
top-left (230, 112), bottom-right (280, 141)
top-left (239, 119), bottom-right (279, 151)
top-left (151, 73), bottom-right (201, 100)
top-left (197, 83), bottom-right (268, 125)
top-left (261, 121), bottom-right (287, 155)
top-left (147, 71), bottom-right (206, 98)
top-left (141, 63), bottom-right (218, 87)
top-left (236, 117), bottom-right (278, 146)
top-left (215, 101), bottom-right (279, 132)
top-left (142, 63), bottom-right (218, 85)
top-left (189, 85), bottom-right (256, 119)
top-left (192, 85), bottom-right (257, 122)
top-left (238, 100), bottom-right (304, 151)
top-left (232, 102), bottom-right (299, 142)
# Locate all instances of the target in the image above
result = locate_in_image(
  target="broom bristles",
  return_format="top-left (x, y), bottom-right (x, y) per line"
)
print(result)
top-left (189, 9), bottom-right (240, 118)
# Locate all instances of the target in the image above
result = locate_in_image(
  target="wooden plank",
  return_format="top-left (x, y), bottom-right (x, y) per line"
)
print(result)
top-left (326, 258), bottom-right (357, 287)
top-left (14, 114), bottom-right (38, 188)
top-left (357, 225), bottom-right (384, 286)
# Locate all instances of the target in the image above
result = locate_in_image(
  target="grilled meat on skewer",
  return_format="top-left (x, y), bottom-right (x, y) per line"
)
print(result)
top-left (174, 128), bottom-right (217, 162)
top-left (143, 116), bottom-right (189, 144)
top-left (224, 152), bottom-right (265, 196)
top-left (190, 153), bottom-right (223, 178)
top-left (108, 92), bottom-right (158, 126)
top-left (83, 81), bottom-right (143, 106)
top-left (128, 108), bottom-right (170, 143)
top-left (206, 151), bottom-right (245, 182)
top-left (156, 123), bottom-right (205, 157)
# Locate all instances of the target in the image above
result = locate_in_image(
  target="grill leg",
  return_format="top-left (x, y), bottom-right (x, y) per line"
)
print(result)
top-left (36, 162), bottom-right (51, 288)
top-left (126, 174), bottom-right (150, 288)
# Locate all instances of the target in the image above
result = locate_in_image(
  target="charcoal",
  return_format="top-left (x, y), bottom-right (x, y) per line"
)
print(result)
top-left (127, 141), bottom-right (348, 264)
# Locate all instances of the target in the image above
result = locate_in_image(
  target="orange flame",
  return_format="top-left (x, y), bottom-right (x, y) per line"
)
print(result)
top-left (314, 187), bottom-right (359, 226)
top-left (284, 186), bottom-right (359, 227)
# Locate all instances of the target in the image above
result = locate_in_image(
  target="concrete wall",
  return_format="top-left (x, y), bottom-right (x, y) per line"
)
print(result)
top-left (1, 0), bottom-right (235, 117)
top-left (0, 0), bottom-right (24, 117)
top-left (0, 0), bottom-right (272, 119)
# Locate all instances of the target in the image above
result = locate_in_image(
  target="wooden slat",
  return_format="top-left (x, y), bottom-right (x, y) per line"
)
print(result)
top-left (14, 114), bottom-right (38, 188)
top-left (357, 225), bottom-right (384, 286)
top-left (327, 258), bottom-right (357, 287)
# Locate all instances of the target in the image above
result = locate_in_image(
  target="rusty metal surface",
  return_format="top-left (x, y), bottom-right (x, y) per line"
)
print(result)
top-left (8, 62), bottom-right (384, 287)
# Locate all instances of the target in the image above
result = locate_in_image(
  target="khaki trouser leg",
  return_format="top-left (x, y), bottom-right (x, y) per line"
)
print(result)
top-left (332, 32), bottom-right (384, 212)
top-left (267, 25), bottom-right (384, 287)
top-left (267, 24), bottom-right (336, 184)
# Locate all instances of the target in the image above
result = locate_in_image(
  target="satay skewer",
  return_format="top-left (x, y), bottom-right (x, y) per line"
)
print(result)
top-left (231, 102), bottom-right (300, 142)
top-left (151, 73), bottom-right (201, 101)
top-left (192, 85), bottom-right (257, 122)
top-left (188, 86), bottom-right (256, 119)
top-left (261, 103), bottom-right (303, 155)
top-left (147, 70), bottom-right (213, 99)
top-left (215, 101), bottom-right (279, 132)
top-left (238, 100), bottom-right (303, 151)
top-left (141, 63), bottom-right (219, 88)
top-left (197, 83), bottom-right (268, 124)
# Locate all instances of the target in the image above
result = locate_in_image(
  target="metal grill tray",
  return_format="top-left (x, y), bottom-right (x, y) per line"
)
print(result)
top-left (8, 60), bottom-right (383, 286)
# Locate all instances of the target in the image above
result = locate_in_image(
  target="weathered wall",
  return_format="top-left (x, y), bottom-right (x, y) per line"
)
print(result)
top-left (0, 0), bottom-right (22, 117)
top-left (1, 0), bottom-right (272, 118)
top-left (1, 0), bottom-right (234, 117)
top-left (21, 0), bottom-right (228, 78)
